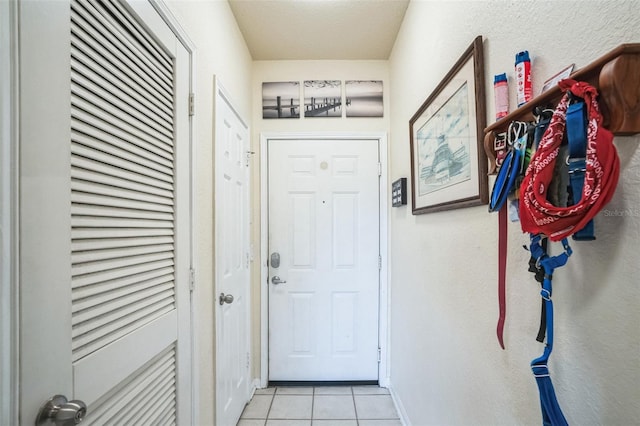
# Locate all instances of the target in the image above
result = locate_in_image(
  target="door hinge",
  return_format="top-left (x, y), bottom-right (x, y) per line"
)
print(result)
top-left (377, 162), bottom-right (382, 176)
top-left (246, 352), bottom-right (250, 369)
top-left (189, 93), bottom-right (195, 116)
top-left (189, 268), bottom-right (195, 291)
top-left (246, 252), bottom-right (250, 269)
top-left (378, 255), bottom-right (382, 270)
top-left (377, 347), bottom-right (382, 363)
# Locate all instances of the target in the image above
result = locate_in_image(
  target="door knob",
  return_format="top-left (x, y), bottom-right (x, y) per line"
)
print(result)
top-left (36, 395), bottom-right (87, 426)
top-left (219, 293), bottom-right (234, 305)
top-left (271, 276), bottom-right (287, 285)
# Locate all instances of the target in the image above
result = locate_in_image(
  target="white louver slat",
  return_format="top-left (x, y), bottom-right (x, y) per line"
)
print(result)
top-left (86, 0), bottom-right (173, 79)
top-left (84, 345), bottom-right (177, 425)
top-left (71, 235), bottom-right (175, 252)
top-left (71, 97), bottom-right (174, 157)
top-left (71, 128), bottom-right (174, 177)
top-left (71, 1), bottom-right (172, 101)
top-left (72, 72), bottom-right (174, 140)
top-left (70, 0), bottom-right (176, 372)
top-left (70, 36), bottom-right (173, 117)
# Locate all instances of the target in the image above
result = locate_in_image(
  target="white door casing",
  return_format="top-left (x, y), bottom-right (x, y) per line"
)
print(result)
top-left (267, 137), bottom-right (381, 381)
top-left (214, 79), bottom-right (252, 426)
top-left (1, 1), bottom-right (19, 424)
top-left (19, 1), bottom-right (192, 424)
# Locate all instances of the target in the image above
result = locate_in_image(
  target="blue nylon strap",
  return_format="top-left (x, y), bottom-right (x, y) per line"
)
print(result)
top-left (533, 112), bottom-right (552, 150)
top-left (490, 122), bottom-right (527, 213)
top-left (489, 147), bottom-right (521, 212)
top-left (566, 100), bottom-right (595, 240)
top-left (566, 102), bottom-right (586, 159)
top-left (529, 236), bottom-right (571, 361)
top-left (529, 234), bottom-right (572, 426)
top-left (529, 234), bottom-right (546, 261)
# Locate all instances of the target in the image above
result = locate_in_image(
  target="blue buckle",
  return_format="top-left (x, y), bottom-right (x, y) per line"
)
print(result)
top-left (540, 288), bottom-right (551, 301)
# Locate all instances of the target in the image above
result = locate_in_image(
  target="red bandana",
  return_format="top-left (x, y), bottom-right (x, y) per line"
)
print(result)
top-left (519, 79), bottom-right (620, 241)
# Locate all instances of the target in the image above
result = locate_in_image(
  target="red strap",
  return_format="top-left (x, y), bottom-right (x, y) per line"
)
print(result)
top-left (497, 203), bottom-right (507, 349)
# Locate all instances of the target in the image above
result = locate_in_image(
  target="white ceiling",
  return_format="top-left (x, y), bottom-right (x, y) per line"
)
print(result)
top-left (228, 0), bottom-right (410, 60)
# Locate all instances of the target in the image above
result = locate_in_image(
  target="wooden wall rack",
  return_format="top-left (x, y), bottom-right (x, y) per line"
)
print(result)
top-left (484, 43), bottom-right (640, 174)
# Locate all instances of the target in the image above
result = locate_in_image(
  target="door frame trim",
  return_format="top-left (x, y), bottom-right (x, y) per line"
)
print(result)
top-left (1, 0), bottom-right (19, 423)
top-left (148, 1), bottom-right (199, 422)
top-left (259, 132), bottom-right (389, 387)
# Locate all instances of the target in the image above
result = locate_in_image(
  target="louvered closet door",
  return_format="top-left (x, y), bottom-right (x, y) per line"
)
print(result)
top-left (19, 0), bottom-right (192, 424)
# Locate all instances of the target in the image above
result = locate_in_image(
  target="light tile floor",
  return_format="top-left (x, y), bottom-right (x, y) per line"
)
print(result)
top-left (237, 386), bottom-right (402, 426)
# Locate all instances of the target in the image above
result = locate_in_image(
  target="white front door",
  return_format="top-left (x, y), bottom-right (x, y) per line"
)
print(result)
top-left (214, 81), bottom-right (251, 426)
top-left (268, 138), bottom-right (380, 381)
top-left (19, 1), bottom-right (192, 424)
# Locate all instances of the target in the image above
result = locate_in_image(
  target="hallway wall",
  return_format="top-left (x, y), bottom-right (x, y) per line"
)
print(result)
top-left (388, 1), bottom-right (640, 424)
top-left (164, 2), bottom-right (252, 424)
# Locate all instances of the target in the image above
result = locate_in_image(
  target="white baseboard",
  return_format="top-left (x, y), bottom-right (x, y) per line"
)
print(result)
top-left (387, 382), bottom-right (410, 426)
top-left (379, 375), bottom-right (390, 388)
top-left (251, 378), bottom-right (262, 395)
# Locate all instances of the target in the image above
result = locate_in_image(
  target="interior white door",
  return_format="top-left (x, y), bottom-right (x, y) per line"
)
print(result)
top-left (268, 138), bottom-right (380, 381)
top-left (214, 81), bottom-right (251, 426)
top-left (19, 1), bottom-right (192, 424)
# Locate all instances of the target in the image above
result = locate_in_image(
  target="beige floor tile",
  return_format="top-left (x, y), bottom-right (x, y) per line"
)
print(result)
top-left (352, 386), bottom-right (390, 395)
top-left (313, 386), bottom-right (353, 395)
top-left (312, 395), bottom-right (356, 420)
top-left (358, 420), bottom-right (403, 426)
top-left (354, 395), bottom-right (399, 419)
top-left (238, 420), bottom-right (266, 426)
top-left (241, 395), bottom-right (274, 419)
top-left (276, 386), bottom-right (314, 395)
top-left (269, 395), bottom-right (313, 419)
top-left (312, 420), bottom-right (358, 426)
top-left (266, 420), bottom-right (312, 426)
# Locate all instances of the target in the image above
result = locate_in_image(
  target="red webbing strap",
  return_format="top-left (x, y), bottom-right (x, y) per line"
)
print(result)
top-left (497, 203), bottom-right (507, 349)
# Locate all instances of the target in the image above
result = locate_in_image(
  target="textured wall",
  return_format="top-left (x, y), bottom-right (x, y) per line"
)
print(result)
top-left (388, 1), bottom-right (640, 424)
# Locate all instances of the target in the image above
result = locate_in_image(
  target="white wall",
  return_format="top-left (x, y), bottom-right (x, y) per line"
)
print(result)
top-left (388, 1), bottom-right (640, 425)
top-left (164, 2), bottom-right (252, 424)
top-left (250, 60), bottom-right (391, 378)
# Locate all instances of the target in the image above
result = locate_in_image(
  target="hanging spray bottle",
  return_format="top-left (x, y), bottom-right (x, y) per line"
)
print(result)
top-left (494, 73), bottom-right (509, 120)
top-left (515, 51), bottom-right (532, 107)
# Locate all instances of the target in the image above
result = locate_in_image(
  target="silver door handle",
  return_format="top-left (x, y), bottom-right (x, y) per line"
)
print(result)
top-left (271, 276), bottom-right (287, 285)
top-left (36, 395), bottom-right (87, 426)
top-left (219, 293), bottom-right (234, 305)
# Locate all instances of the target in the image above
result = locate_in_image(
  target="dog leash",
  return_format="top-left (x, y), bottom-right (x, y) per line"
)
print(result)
top-left (529, 234), bottom-right (572, 426)
top-left (490, 121), bottom-right (528, 349)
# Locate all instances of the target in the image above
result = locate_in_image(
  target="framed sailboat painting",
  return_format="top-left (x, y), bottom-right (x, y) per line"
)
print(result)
top-left (409, 35), bottom-right (488, 214)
